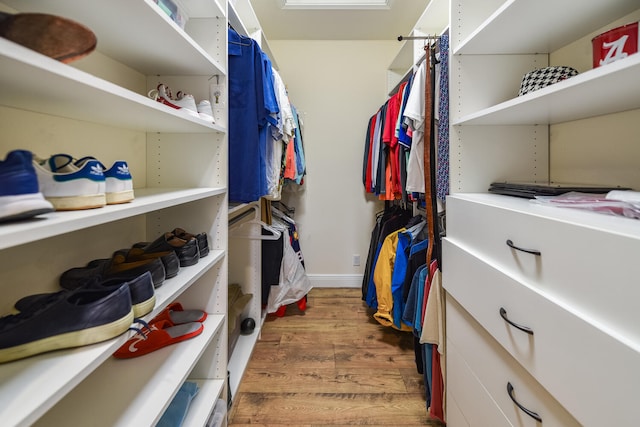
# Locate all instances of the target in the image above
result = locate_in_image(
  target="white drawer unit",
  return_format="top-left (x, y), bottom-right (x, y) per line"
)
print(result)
top-left (444, 238), bottom-right (640, 426)
top-left (446, 193), bottom-right (640, 348)
top-left (447, 297), bottom-right (581, 427)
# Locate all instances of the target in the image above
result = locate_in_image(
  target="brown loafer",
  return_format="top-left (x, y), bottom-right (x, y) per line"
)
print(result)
top-left (0, 12), bottom-right (96, 63)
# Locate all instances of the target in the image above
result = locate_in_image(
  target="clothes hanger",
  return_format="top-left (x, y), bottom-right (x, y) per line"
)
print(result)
top-left (228, 23), bottom-right (251, 46)
top-left (229, 218), bottom-right (281, 240)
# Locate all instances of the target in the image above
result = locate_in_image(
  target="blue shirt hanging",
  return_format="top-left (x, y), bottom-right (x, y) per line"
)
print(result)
top-left (228, 27), bottom-right (267, 203)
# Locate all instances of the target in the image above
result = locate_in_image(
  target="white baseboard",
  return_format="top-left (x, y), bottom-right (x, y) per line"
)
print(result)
top-left (308, 274), bottom-right (363, 288)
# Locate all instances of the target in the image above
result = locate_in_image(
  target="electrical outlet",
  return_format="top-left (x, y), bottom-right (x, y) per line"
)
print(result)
top-left (352, 254), bottom-right (361, 266)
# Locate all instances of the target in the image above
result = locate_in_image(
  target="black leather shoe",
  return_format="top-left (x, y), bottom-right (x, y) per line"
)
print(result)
top-left (172, 228), bottom-right (209, 258)
top-left (60, 252), bottom-right (166, 289)
top-left (134, 232), bottom-right (200, 267)
top-left (124, 246), bottom-right (180, 279)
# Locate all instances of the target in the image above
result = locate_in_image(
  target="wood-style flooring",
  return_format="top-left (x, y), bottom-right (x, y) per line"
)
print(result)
top-left (228, 288), bottom-right (445, 426)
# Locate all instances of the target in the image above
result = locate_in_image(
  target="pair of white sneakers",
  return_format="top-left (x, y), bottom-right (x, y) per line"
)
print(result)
top-left (149, 83), bottom-right (215, 123)
top-left (33, 154), bottom-right (134, 211)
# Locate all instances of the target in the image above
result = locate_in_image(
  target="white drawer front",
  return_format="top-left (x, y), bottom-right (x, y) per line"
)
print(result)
top-left (447, 296), bottom-right (581, 427)
top-left (446, 391), bottom-right (470, 427)
top-left (447, 338), bottom-right (511, 427)
top-left (446, 193), bottom-right (640, 348)
top-left (444, 240), bottom-right (640, 426)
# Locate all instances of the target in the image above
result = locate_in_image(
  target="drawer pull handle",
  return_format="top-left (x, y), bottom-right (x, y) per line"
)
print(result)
top-left (500, 307), bottom-right (534, 335)
top-left (506, 239), bottom-right (541, 256)
top-left (507, 382), bottom-right (542, 423)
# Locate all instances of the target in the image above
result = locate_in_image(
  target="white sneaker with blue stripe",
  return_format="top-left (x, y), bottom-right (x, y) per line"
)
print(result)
top-left (33, 154), bottom-right (106, 210)
top-left (74, 157), bottom-right (134, 204)
top-left (0, 150), bottom-right (54, 222)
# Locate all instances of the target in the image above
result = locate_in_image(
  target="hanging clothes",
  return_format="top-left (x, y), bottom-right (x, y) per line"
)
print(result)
top-left (403, 60), bottom-right (427, 194)
top-left (362, 205), bottom-right (413, 308)
top-left (361, 35), bottom-right (450, 424)
top-left (229, 29), bottom-right (306, 202)
top-left (228, 27), bottom-right (268, 203)
top-left (264, 213), bottom-right (311, 314)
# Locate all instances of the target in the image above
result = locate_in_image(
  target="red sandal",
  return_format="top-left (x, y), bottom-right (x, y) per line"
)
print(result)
top-left (113, 319), bottom-right (203, 359)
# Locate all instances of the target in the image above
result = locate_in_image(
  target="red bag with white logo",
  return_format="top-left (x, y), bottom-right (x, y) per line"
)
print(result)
top-left (592, 21), bottom-right (639, 68)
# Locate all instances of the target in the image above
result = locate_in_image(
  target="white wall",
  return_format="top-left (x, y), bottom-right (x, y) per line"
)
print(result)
top-left (269, 40), bottom-right (399, 287)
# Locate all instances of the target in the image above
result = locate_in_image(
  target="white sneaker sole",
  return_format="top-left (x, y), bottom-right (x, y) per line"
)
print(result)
top-left (47, 193), bottom-right (106, 211)
top-left (105, 177), bottom-right (134, 204)
top-left (133, 294), bottom-right (156, 318)
top-left (106, 189), bottom-right (135, 205)
top-left (0, 193), bottom-right (53, 221)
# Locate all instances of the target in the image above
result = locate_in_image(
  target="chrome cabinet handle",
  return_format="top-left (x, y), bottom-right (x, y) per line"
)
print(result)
top-left (506, 239), bottom-right (541, 256)
top-left (500, 307), bottom-right (533, 335)
top-left (507, 382), bottom-right (542, 423)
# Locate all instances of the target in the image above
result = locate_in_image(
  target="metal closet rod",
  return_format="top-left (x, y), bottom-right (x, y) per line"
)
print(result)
top-left (397, 35), bottom-right (441, 41)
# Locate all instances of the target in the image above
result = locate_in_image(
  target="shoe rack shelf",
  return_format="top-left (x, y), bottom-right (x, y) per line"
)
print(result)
top-left (0, 188), bottom-right (225, 251)
top-left (31, 314), bottom-right (226, 426)
top-left (0, 0), bottom-right (230, 425)
top-left (0, 39), bottom-right (226, 134)
top-left (454, 52), bottom-right (640, 126)
top-left (4, 0), bottom-right (226, 76)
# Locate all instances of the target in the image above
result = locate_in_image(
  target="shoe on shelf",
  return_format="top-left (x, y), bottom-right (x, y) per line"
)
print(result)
top-left (174, 91), bottom-right (200, 119)
top-left (0, 150), bottom-right (54, 223)
top-left (33, 154), bottom-right (106, 210)
top-left (172, 228), bottom-right (209, 258)
top-left (196, 100), bottom-right (215, 123)
top-left (0, 284), bottom-right (133, 363)
top-left (150, 302), bottom-right (207, 325)
top-left (60, 252), bottom-right (167, 290)
top-left (16, 271), bottom-right (156, 318)
top-left (0, 12), bottom-right (96, 64)
top-left (74, 156), bottom-right (134, 205)
top-left (134, 232), bottom-right (200, 267)
top-left (148, 84), bottom-right (199, 119)
top-left (125, 245), bottom-right (181, 279)
top-left (113, 319), bottom-right (203, 359)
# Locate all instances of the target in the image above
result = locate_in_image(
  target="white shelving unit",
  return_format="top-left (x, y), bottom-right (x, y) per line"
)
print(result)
top-left (229, 0), bottom-right (279, 69)
top-left (0, 0), bottom-right (229, 426)
top-left (227, 202), bottom-right (264, 400)
top-left (226, 0), bottom-right (283, 403)
top-left (387, 0), bottom-right (449, 94)
top-left (444, 0), bottom-right (640, 425)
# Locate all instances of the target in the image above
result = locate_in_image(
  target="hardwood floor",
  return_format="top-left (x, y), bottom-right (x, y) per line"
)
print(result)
top-left (228, 288), bottom-right (445, 426)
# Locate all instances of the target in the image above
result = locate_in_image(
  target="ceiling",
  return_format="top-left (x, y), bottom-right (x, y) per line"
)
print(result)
top-left (248, 0), bottom-right (432, 41)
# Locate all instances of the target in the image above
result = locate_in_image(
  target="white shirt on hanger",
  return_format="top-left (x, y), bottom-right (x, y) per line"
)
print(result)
top-left (403, 60), bottom-right (426, 193)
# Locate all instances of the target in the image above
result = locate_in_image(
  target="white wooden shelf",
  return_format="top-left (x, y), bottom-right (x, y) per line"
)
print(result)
top-left (32, 314), bottom-right (225, 427)
top-left (1, 0), bottom-right (229, 425)
top-left (2, 0), bottom-right (225, 76)
top-left (182, 379), bottom-right (226, 427)
top-left (152, 249), bottom-right (226, 315)
top-left (227, 325), bottom-right (261, 398)
top-left (447, 0), bottom-right (640, 424)
top-left (0, 331), bottom-right (131, 427)
top-left (0, 187), bottom-right (226, 251)
top-left (0, 39), bottom-right (226, 134)
top-left (413, 0), bottom-right (449, 36)
top-left (230, 0), bottom-right (279, 69)
top-left (0, 249), bottom-right (225, 427)
top-left (454, 54), bottom-right (640, 126)
top-left (455, 0), bottom-right (639, 55)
